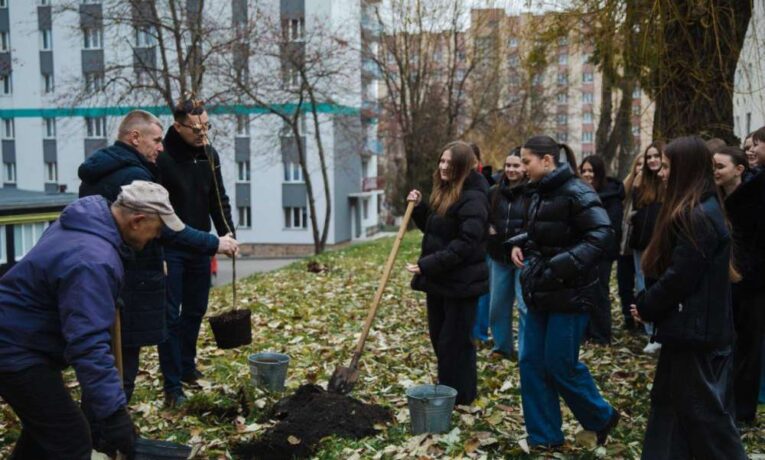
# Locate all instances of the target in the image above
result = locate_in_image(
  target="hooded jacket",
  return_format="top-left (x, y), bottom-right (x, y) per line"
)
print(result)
top-left (78, 141), bottom-right (218, 347)
top-left (158, 127), bottom-right (235, 240)
top-left (723, 168), bottom-right (765, 291)
top-left (411, 170), bottom-right (490, 298)
top-left (519, 165), bottom-right (614, 313)
top-left (0, 196), bottom-right (127, 419)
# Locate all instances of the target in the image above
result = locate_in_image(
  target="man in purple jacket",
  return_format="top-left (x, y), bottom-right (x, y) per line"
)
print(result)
top-left (0, 181), bottom-right (183, 459)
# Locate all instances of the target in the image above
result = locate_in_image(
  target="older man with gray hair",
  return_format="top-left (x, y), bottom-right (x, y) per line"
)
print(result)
top-left (78, 110), bottom-right (238, 406)
top-left (0, 181), bottom-right (184, 459)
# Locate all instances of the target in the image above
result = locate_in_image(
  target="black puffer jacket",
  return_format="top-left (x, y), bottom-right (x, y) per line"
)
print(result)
top-left (724, 169), bottom-right (765, 292)
top-left (598, 177), bottom-right (625, 260)
top-left (411, 171), bottom-right (490, 298)
top-left (636, 195), bottom-right (735, 350)
top-left (629, 188), bottom-right (661, 251)
top-left (518, 165), bottom-right (614, 313)
top-left (487, 177), bottom-right (527, 264)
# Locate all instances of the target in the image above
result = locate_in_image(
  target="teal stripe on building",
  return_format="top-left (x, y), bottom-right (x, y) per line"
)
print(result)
top-left (0, 103), bottom-right (360, 118)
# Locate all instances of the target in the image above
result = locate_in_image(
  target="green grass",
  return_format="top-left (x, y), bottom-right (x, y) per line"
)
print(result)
top-left (1, 232), bottom-right (763, 458)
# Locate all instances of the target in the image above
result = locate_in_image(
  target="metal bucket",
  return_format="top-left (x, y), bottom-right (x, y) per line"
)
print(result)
top-left (248, 352), bottom-right (289, 392)
top-left (405, 384), bottom-right (458, 434)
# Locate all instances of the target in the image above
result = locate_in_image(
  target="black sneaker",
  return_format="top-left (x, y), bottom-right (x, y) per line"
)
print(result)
top-left (181, 370), bottom-right (203, 388)
top-left (164, 392), bottom-right (187, 409)
top-left (597, 410), bottom-right (620, 445)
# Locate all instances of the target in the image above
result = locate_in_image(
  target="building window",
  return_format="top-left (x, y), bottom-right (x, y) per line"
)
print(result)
top-left (508, 55), bottom-right (519, 67)
top-left (283, 17), bottom-right (305, 42)
top-left (362, 199), bottom-right (369, 220)
top-left (532, 74), bottom-right (542, 85)
top-left (0, 31), bottom-right (8, 51)
top-left (237, 160), bottom-right (250, 182)
top-left (557, 114), bottom-right (568, 125)
top-left (583, 111), bottom-right (593, 124)
top-left (2, 118), bottom-right (14, 139)
top-left (284, 206), bottom-right (307, 229)
top-left (582, 131), bottom-right (593, 143)
top-left (581, 52), bottom-right (591, 64)
top-left (582, 150), bottom-right (592, 157)
top-left (632, 125), bottom-right (640, 136)
top-left (1, 73), bottom-right (11, 95)
top-left (42, 73), bottom-right (55, 94)
top-left (632, 105), bottom-right (641, 116)
top-left (236, 115), bottom-right (250, 136)
top-left (632, 86), bottom-right (641, 99)
top-left (14, 223), bottom-right (49, 261)
top-left (557, 73), bottom-right (568, 85)
top-left (283, 161), bottom-right (303, 182)
top-left (283, 65), bottom-right (300, 90)
top-left (556, 132), bottom-right (568, 143)
top-left (557, 93), bottom-right (568, 104)
top-left (80, 0), bottom-right (102, 3)
top-left (558, 53), bottom-right (568, 65)
top-left (4, 161), bottom-right (15, 183)
top-left (583, 92), bottom-right (593, 104)
top-left (582, 72), bottom-right (594, 83)
top-left (85, 117), bottom-right (107, 138)
top-left (41, 29), bottom-right (52, 50)
top-left (508, 37), bottom-right (518, 48)
top-left (83, 27), bottom-right (103, 49)
top-left (237, 206), bottom-right (251, 229)
top-left (558, 36), bottom-right (569, 46)
top-left (84, 71), bottom-right (105, 92)
top-left (746, 112), bottom-right (752, 134)
top-left (38, 0), bottom-right (50, 5)
top-left (134, 27), bottom-right (156, 47)
top-left (45, 161), bottom-right (58, 182)
top-left (43, 117), bottom-right (56, 138)
top-left (0, 0), bottom-right (7, 8)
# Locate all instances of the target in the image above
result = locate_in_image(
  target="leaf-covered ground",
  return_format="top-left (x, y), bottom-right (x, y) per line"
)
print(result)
top-left (1, 233), bottom-right (764, 459)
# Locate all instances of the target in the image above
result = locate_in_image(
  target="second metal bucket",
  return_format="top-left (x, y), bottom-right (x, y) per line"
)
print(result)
top-left (405, 384), bottom-right (458, 434)
top-left (248, 352), bottom-right (289, 392)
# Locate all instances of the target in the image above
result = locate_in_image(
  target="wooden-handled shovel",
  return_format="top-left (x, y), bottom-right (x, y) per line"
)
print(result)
top-left (328, 200), bottom-right (416, 394)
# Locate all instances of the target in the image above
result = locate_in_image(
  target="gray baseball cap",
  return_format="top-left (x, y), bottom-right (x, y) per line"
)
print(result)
top-left (115, 181), bottom-right (185, 231)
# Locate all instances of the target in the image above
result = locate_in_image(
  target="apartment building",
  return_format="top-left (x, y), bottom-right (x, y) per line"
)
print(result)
top-left (733, 0), bottom-right (765, 140)
top-left (0, 0), bottom-right (383, 257)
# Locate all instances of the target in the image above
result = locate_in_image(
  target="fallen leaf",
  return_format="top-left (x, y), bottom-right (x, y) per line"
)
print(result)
top-left (288, 435), bottom-right (301, 445)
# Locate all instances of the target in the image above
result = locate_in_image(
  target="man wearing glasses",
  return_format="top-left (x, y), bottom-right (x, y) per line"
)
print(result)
top-left (157, 97), bottom-right (236, 407)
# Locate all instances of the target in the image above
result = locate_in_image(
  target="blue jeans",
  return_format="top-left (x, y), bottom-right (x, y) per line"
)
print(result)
top-left (158, 248), bottom-right (212, 395)
top-left (519, 310), bottom-right (614, 446)
top-left (516, 264), bottom-right (527, 358)
top-left (633, 250), bottom-right (654, 335)
top-left (488, 258), bottom-right (527, 356)
top-left (472, 293), bottom-right (491, 342)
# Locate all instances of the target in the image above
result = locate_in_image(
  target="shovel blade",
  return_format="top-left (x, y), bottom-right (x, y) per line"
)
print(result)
top-left (327, 365), bottom-right (359, 394)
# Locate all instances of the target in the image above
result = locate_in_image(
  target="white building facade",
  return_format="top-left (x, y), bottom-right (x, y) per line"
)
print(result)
top-left (0, 0), bottom-right (383, 256)
top-left (734, 0), bottom-right (765, 141)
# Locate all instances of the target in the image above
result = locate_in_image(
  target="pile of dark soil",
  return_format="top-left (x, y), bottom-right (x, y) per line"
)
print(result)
top-left (306, 261), bottom-right (329, 273)
top-left (232, 384), bottom-right (392, 459)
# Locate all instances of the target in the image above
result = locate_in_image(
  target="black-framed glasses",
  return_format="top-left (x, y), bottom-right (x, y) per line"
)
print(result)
top-left (178, 121), bottom-right (212, 134)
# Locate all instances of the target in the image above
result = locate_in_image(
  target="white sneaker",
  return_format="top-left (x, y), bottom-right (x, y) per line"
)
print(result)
top-left (643, 341), bottom-right (662, 354)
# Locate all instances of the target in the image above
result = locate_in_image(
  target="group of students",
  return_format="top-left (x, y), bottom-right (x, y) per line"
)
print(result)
top-left (406, 130), bottom-right (765, 457)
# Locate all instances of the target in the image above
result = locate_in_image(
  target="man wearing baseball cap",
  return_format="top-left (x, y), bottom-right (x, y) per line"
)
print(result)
top-left (0, 181), bottom-right (182, 459)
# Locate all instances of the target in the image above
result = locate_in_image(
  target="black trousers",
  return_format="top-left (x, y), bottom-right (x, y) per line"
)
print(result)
top-left (425, 293), bottom-right (478, 405)
top-left (122, 346), bottom-right (141, 403)
top-left (586, 260), bottom-right (613, 344)
top-left (616, 254), bottom-right (635, 320)
top-left (732, 286), bottom-right (765, 422)
top-left (642, 347), bottom-right (746, 460)
top-left (0, 365), bottom-right (92, 460)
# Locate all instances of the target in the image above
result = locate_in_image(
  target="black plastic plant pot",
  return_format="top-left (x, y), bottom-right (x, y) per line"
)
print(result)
top-left (208, 309), bottom-right (252, 349)
top-left (134, 437), bottom-right (192, 459)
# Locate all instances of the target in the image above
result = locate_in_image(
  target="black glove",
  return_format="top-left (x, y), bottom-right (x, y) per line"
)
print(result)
top-left (93, 406), bottom-right (136, 458)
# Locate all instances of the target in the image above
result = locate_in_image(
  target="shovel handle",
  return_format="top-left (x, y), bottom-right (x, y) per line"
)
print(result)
top-left (349, 200), bottom-right (416, 368)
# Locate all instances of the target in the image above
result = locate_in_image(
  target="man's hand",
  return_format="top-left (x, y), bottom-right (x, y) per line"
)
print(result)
top-left (511, 247), bottom-right (524, 268)
top-left (630, 304), bottom-right (643, 324)
top-left (217, 233), bottom-right (239, 257)
top-left (94, 406), bottom-right (136, 457)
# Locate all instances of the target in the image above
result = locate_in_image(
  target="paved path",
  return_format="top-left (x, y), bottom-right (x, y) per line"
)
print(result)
top-left (212, 258), bottom-right (299, 286)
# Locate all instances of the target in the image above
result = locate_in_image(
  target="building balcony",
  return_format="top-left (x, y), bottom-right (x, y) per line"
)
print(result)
top-left (362, 176), bottom-right (385, 192)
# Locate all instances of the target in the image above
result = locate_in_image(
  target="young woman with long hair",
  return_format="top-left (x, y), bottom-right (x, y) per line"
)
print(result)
top-left (406, 140), bottom-right (490, 405)
top-left (580, 155), bottom-right (625, 345)
top-left (509, 135), bottom-right (619, 448)
top-left (714, 146), bottom-right (765, 424)
top-left (742, 133), bottom-right (758, 170)
top-left (617, 153), bottom-right (644, 331)
top-left (632, 136), bottom-right (746, 459)
top-left (485, 148), bottom-right (527, 360)
top-left (629, 141), bottom-right (665, 353)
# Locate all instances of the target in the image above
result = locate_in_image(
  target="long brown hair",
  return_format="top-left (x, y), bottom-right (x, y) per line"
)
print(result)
top-left (634, 141), bottom-right (666, 207)
top-left (641, 136), bottom-right (722, 278)
top-left (430, 141), bottom-right (476, 216)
